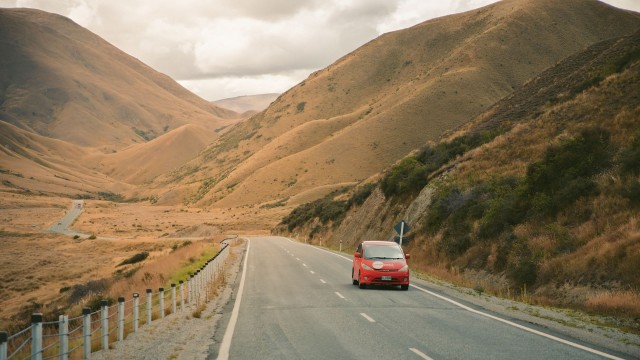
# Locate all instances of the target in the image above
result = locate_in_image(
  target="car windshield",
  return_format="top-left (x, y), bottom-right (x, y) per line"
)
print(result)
top-left (364, 245), bottom-right (404, 260)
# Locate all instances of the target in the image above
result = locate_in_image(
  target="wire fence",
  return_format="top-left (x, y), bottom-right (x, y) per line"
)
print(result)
top-left (1, 238), bottom-right (233, 360)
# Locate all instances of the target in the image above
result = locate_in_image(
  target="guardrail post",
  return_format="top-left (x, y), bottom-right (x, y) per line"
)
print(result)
top-left (117, 297), bottom-right (124, 342)
top-left (159, 288), bottom-right (165, 319)
top-left (31, 313), bottom-right (43, 360)
top-left (146, 289), bottom-right (152, 325)
top-left (82, 308), bottom-right (91, 360)
top-left (60, 314), bottom-right (69, 360)
top-left (133, 293), bottom-right (139, 332)
top-left (179, 281), bottom-right (184, 312)
top-left (187, 274), bottom-right (192, 304)
top-left (100, 300), bottom-right (108, 351)
top-left (195, 270), bottom-right (199, 302)
top-left (171, 284), bottom-right (176, 315)
top-left (1, 331), bottom-right (8, 360)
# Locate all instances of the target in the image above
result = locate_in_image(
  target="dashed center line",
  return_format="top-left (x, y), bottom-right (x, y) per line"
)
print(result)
top-left (360, 313), bottom-right (375, 323)
top-left (319, 279), bottom-right (326, 283)
top-left (296, 258), bottom-right (301, 261)
top-left (409, 348), bottom-right (434, 360)
top-left (302, 263), bottom-right (307, 267)
top-left (310, 271), bottom-right (315, 274)
top-left (335, 292), bottom-right (345, 299)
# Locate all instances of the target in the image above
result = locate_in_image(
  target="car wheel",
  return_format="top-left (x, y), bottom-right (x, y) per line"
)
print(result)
top-left (358, 274), bottom-right (366, 289)
top-left (400, 284), bottom-right (409, 291)
top-left (352, 268), bottom-right (358, 285)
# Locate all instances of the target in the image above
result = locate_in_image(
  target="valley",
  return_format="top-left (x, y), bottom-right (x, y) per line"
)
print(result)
top-left (1, 0), bottom-right (640, 353)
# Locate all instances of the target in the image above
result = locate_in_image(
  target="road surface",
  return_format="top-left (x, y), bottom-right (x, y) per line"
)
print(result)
top-left (47, 199), bottom-right (87, 237)
top-left (211, 236), bottom-right (631, 360)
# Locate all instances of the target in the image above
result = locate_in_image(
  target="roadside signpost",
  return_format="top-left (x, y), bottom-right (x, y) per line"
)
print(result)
top-left (394, 220), bottom-right (410, 246)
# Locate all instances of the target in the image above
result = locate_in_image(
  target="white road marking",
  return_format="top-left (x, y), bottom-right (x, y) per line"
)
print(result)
top-left (320, 279), bottom-right (326, 284)
top-left (335, 292), bottom-right (345, 299)
top-left (310, 271), bottom-right (315, 274)
top-left (296, 258), bottom-right (301, 261)
top-left (299, 239), bottom-right (624, 360)
top-left (409, 348), bottom-right (434, 360)
top-left (410, 284), bottom-right (625, 360)
top-left (302, 263), bottom-right (307, 267)
top-left (217, 240), bottom-right (251, 360)
top-left (360, 313), bottom-right (375, 323)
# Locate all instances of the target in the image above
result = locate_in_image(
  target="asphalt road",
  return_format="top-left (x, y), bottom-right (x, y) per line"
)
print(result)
top-left (212, 236), bottom-right (629, 360)
top-left (47, 199), bottom-right (86, 236)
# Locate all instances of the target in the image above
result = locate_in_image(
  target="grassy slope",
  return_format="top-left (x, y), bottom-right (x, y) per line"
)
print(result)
top-left (276, 30), bottom-right (640, 322)
top-left (162, 0), bottom-right (640, 207)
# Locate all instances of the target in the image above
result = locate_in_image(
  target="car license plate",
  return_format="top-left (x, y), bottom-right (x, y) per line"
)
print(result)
top-left (381, 276), bottom-right (392, 281)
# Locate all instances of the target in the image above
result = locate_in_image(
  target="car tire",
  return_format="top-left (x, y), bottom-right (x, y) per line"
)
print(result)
top-left (400, 284), bottom-right (409, 291)
top-left (358, 274), bottom-right (366, 289)
top-left (352, 268), bottom-right (358, 285)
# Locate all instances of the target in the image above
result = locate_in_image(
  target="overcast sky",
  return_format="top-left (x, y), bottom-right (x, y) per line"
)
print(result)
top-left (2, 0), bottom-right (639, 101)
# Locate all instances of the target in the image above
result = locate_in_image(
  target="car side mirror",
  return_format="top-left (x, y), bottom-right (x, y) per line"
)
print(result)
top-left (405, 254), bottom-right (410, 260)
top-left (354, 252), bottom-right (361, 258)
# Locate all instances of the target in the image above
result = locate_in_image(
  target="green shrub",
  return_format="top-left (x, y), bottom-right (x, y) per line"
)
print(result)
top-left (296, 102), bottom-right (306, 112)
top-left (381, 157), bottom-right (427, 197)
top-left (348, 183), bottom-right (375, 206)
top-left (117, 252), bottom-right (149, 266)
top-left (619, 134), bottom-right (640, 177)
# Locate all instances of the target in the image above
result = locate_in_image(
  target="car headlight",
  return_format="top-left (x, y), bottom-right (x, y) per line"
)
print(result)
top-left (362, 263), bottom-right (373, 270)
top-left (399, 265), bottom-right (408, 272)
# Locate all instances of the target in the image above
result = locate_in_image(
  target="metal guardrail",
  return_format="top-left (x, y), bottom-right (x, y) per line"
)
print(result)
top-left (1, 238), bottom-right (235, 360)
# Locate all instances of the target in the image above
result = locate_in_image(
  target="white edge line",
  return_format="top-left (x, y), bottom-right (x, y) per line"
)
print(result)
top-left (410, 284), bottom-right (625, 360)
top-left (217, 239), bottom-right (251, 360)
top-left (297, 238), bottom-right (624, 360)
top-left (335, 292), bottom-right (345, 299)
top-left (360, 313), bottom-right (376, 323)
top-left (409, 348), bottom-right (434, 360)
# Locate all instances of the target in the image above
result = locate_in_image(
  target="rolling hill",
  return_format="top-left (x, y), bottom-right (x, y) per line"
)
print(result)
top-left (0, 8), bottom-right (239, 151)
top-left (0, 8), bottom-right (249, 197)
top-left (276, 29), bottom-right (640, 325)
top-left (161, 0), bottom-right (640, 208)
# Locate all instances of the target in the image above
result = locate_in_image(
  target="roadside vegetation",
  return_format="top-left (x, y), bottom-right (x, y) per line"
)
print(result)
top-left (276, 39), bottom-right (640, 325)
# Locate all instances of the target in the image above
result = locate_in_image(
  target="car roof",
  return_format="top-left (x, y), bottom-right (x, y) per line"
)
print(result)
top-left (362, 240), bottom-right (398, 246)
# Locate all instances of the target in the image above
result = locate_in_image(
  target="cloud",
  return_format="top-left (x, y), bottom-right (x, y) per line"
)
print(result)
top-left (2, 0), bottom-right (639, 100)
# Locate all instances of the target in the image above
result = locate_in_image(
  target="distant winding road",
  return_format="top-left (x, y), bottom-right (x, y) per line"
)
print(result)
top-left (47, 199), bottom-right (87, 237)
top-left (211, 236), bottom-right (632, 360)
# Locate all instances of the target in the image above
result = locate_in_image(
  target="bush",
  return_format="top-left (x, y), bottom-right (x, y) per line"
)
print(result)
top-left (348, 183), bottom-right (375, 207)
top-left (117, 252), bottom-right (149, 266)
top-left (619, 134), bottom-right (640, 177)
top-left (381, 157), bottom-right (427, 197)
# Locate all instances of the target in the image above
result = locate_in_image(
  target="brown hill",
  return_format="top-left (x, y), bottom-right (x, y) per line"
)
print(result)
top-left (213, 93), bottom-right (280, 113)
top-left (0, 8), bottom-right (240, 151)
top-left (276, 29), bottom-right (640, 334)
top-left (162, 0), bottom-right (640, 207)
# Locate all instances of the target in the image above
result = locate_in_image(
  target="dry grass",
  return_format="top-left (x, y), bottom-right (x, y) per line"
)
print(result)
top-left (585, 290), bottom-right (640, 318)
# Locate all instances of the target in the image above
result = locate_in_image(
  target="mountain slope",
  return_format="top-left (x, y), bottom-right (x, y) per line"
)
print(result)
top-left (213, 93), bottom-right (280, 114)
top-left (163, 0), bottom-right (640, 207)
top-left (0, 8), bottom-right (239, 150)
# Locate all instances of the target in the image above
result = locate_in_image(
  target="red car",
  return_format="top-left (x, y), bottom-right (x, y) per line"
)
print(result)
top-left (352, 241), bottom-right (410, 290)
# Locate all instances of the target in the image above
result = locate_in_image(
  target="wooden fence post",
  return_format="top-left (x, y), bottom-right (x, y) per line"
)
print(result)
top-left (117, 297), bottom-right (124, 342)
top-left (179, 281), bottom-right (184, 312)
top-left (59, 314), bottom-right (69, 360)
top-left (159, 288), bottom-right (165, 319)
top-left (171, 284), bottom-right (176, 315)
top-left (31, 313), bottom-right (43, 360)
top-left (1, 331), bottom-right (8, 360)
top-left (100, 300), bottom-right (108, 351)
top-left (82, 308), bottom-right (91, 360)
top-left (133, 293), bottom-right (139, 332)
top-left (146, 289), bottom-right (152, 325)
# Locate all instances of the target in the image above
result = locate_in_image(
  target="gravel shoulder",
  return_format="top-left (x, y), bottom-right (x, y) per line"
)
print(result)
top-left (91, 239), bottom-right (247, 360)
top-left (410, 271), bottom-right (640, 359)
top-left (91, 239), bottom-right (639, 359)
